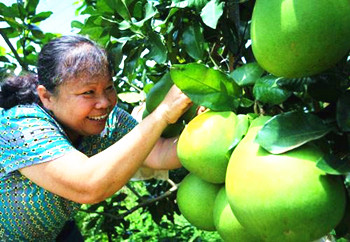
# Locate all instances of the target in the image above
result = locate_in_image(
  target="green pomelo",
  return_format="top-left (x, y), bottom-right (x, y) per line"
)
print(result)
top-left (335, 197), bottom-right (350, 238)
top-left (177, 111), bottom-right (242, 184)
top-left (213, 187), bottom-right (260, 242)
top-left (251, 0), bottom-right (350, 78)
top-left (177, 173), bottom-right (221, 231)
top-left (226, 116), bottom-right (347, 242)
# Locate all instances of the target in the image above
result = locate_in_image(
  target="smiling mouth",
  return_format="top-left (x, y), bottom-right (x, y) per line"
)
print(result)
top-left (88, 113), bottom-right (108, 121)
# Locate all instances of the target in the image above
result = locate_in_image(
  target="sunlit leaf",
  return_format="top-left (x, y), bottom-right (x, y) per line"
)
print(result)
top-left (30, 11), bottom-right (52, 23)
top-left (170, 63), bottom-right (241, 111)
top-left (200, 0), bottom-right (224, 29)
top-left (118, 92), bottom-right (145, 103)
top-left (104, 0), bottom-right (131, 21)
top-left (78, 17), bottom-right (105, 40)
top-left (256, 111), bottom-right (335, 154)
top-left (230, 62), bottom-right (264, 86)
top-left (71, 20), bottom-right (84, 29)
top-left (253, 75), bottom-right (292, 105)
top-left (0, 46), bottom-right (6, 56)
top-left (226, 114), bottom-right (250, 159)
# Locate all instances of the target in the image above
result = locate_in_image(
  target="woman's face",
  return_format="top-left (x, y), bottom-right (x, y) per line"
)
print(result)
top-left (43, 74), bottom-right (117, 142)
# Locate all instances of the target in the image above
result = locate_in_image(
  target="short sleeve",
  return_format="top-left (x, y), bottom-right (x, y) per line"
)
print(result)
top-left (0, 104), bottom-right (75, 176)
top-left (78, 105), bottom-right (138, 156)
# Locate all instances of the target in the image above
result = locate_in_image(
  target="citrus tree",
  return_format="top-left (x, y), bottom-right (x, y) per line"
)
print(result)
top-left (1, 0), bottom-right (350, 241)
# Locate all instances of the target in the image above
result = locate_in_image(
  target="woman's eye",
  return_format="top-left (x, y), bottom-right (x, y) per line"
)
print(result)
top-left (83, 90), bottom-right (94, 95)
top-left (106, 85), bottom-right (114, 91)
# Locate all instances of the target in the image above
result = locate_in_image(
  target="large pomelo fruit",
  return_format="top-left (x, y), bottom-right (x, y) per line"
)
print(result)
top-left (177, 111), bottom-right (248, 184)
top-left (213, 187), bottom-right (260, 242)
top-left (225, 116), bottom-right (347, 242)
top-left (176, 173), bottom-right (221, 231)
top-left (251, 0), bottom-right (350, 78)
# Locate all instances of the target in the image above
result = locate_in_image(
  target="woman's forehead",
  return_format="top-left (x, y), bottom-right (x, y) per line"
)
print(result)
top-left (63, 74), bottom-right (112, 88)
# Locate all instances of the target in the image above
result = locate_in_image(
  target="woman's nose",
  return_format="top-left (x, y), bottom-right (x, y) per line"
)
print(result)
top-left (95, 95), bottom-right (111, 109)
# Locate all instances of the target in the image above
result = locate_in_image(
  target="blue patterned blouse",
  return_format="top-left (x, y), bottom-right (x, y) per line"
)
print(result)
top-left (0, 103), bottom-right (138, 241)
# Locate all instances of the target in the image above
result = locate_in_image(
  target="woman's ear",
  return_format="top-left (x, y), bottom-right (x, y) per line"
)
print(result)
top-left (37, 85), bottom-right (53, 110)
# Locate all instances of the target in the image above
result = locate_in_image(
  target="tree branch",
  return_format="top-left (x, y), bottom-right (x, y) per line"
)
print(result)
top-left (125, 183), bottom-right (142, 199)
top-left (0, 29), bottom-right (28, 71)
top-left (79, 179), bottom-right (178, 221)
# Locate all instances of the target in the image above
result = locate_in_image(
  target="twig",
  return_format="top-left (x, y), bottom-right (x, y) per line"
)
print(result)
top-left (0, 29), bottom-right (28, 71)
top-left (125, 183), bottom-right (142, 199)
top-left (79, 179), bottom-right (179, 220)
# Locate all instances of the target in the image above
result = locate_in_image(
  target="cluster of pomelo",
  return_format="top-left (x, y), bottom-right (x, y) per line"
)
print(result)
top-left (143, 0), bottom-right (350, 240)
top-left (176, 113), bottom-right (347, 242)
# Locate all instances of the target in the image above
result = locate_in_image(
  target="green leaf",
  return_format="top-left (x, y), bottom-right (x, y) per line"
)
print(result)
top-left (200, 0), bottom-right (224, 29)
top-left (336, 92), bottom-right (350, 132)
top-left (131, 1), bottom-right (143, 19)
top-left (24, 53), bottom-right (38, 66)
top-left (316, 154), bottom-right (350, 175)
top-left (143, 83), bottom-right (154, 95)
top-left (276, 77), bottom-right (310, 92)
top-left (226, 114), bottom-right (250, 159)
top-left (0, 3), bottom-right (6, 16)
top-left (103, 0), bottom-right (131, 21)
top-left (256, 111), bottom-right (334, 154)
top-left (188, 0), bottom-right (210, 11)
top-left (172, 1), bottom-right (190, 8)
top-left (78, 17), bottom-right (105, 40)
top-left (253, 75), bottom-right (292, 105)
top-left (170, 63), bottom-right (242, 111)
top-left (0, 56), bottom-right (10, 63)
top-left (16, 1), bottom-right (26, 20)
top-left (110, 43), bottom-right (125, 72)
top-left (230, 62), bottom-right (265, 86)
top-left (143, 2), bottom-right (158, 21)
top-left (182, 24), bottom-right (205, 60)
top-left (1, 4), bottom-right (20, 18)
top-left (28, 24), bottom-right (44, 38)
top-left (145, 31), bottom-right (167, 64)
top-left (71, 20), bottom-right (84, 29)
top-left (24, 0), bottom-right (39, 15)
top-left (30, 11), bottom-right (52, 23)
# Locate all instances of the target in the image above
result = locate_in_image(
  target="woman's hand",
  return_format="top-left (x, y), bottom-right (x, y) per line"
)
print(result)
top-left (153, 85), bottom-right (192, 125)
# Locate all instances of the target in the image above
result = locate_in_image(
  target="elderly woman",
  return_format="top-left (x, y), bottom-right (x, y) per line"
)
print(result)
top-left (0, 35), bottom-right (192, 241)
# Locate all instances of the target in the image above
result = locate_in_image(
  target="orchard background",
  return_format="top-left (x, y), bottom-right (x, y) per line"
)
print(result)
top-left (0, 0), bottom-right (349, 241)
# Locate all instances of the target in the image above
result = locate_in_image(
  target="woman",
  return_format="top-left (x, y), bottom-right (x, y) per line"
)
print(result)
top-left (0, 35), bottom-right (192, 241)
